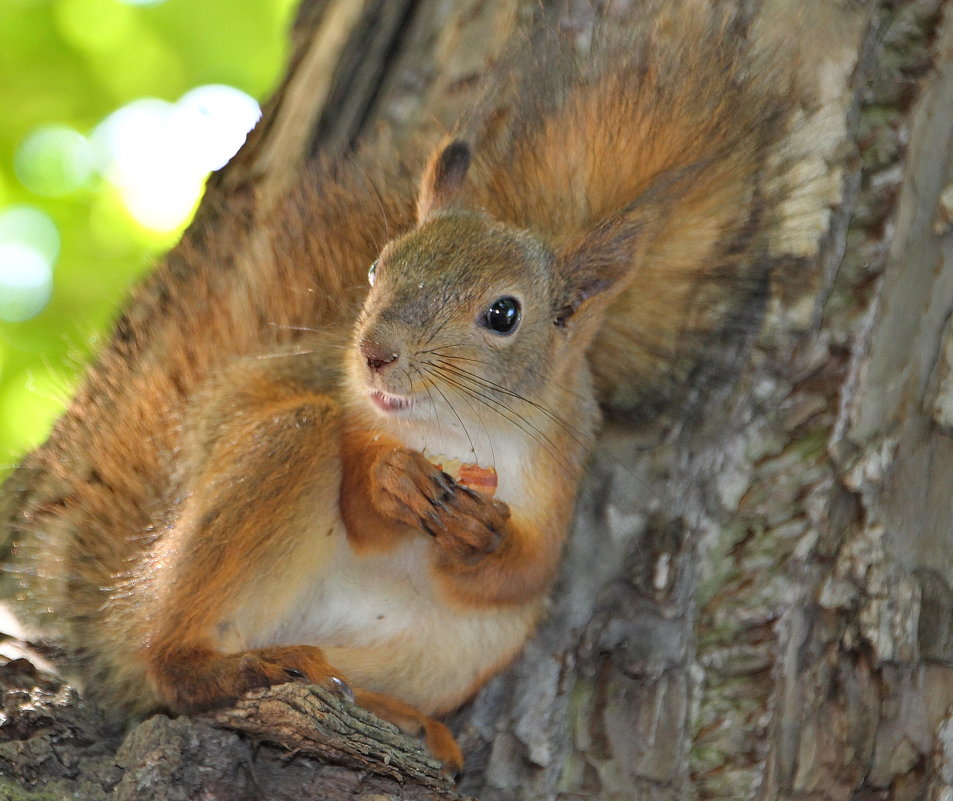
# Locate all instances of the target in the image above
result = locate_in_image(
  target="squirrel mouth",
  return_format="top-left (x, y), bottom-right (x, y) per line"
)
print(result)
top-left (368, 390), bottom-right (414, 413)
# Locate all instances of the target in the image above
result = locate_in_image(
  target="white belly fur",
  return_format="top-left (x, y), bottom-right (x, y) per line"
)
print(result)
top-left (238, 419), bottom-right (539, 711)
top-left (248, 525), bottom-right (540, 713)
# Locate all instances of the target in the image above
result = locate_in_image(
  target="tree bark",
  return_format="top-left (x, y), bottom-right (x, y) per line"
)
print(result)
top-left (3, 0), bottom-right (953, 799)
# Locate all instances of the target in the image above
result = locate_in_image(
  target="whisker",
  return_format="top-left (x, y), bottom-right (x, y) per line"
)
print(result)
top-left (426, 346), bottom-right (593, 404)
top-left (343, 150), bottom-right (394, 242)
top-left (253, 349), bottom-right (322, 360)
top-left (418, 367), bottom-right (478, 459)
top-left (266, 323), bottom-right (326, 334)
top-left (436, 376), bottom-right (499, 467)
top-left (417, 348), bottom-right (486, 365)
top-left (411, 365), bottom-right (447, 448)
top-left (438, 359), bottom-right (648, 487)
top-left (433, 359), bottom-right (593, 451)
top-left (444, 368), bottom-right (499, 466)
top-left (426, 367), bottom-right (576, 472)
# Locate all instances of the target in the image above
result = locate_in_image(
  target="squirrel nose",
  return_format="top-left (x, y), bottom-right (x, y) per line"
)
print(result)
top-left (361, 340), bottom-right (399, 372)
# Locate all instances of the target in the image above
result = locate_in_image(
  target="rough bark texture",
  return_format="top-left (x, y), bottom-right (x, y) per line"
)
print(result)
top-left (3, 0), bottom-right (953, 799)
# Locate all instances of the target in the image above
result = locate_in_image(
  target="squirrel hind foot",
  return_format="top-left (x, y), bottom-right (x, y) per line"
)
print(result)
top-left (148, 643), bottom-right (346, 715)
top-left (354, 687), bottom-right (464, 776)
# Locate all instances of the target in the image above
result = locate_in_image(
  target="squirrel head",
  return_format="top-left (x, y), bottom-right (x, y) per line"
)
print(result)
top-left (349, 140), bottom-right (651, 429)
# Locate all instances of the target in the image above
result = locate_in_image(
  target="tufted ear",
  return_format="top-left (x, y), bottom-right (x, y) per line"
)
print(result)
top-left (416, 139), bottom-right (472, 222)
top-left (553, 160), bottom-right (707, 329)
top-left (553, 204), bottom-right (655, 329)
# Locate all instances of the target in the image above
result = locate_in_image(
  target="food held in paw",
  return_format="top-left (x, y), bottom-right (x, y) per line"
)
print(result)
top-left (424, 451), bottom-right (498, 497)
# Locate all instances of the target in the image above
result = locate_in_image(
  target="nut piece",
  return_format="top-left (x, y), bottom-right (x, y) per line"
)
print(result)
top-left (424, 451), bottom-right (498, 497)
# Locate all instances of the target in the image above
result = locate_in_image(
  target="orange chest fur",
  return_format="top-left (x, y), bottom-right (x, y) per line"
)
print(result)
top-left (338, 428), bottom-right (414, 553)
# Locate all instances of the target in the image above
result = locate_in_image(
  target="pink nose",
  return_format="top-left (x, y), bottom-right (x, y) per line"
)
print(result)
top-left (361, 340), bottom-right (399, 372)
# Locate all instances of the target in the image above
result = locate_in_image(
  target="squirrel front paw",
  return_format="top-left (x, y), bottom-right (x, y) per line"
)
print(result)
top-left (150, 644), bottom-right (351, 714)
top-left (372, 448), bottom-right (511, 564)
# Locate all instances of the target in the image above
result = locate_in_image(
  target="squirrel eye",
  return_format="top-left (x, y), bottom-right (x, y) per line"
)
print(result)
top-left (368, 260), bottom-right (378, 287)
top-left (480, 296), bottom-right (521, 336)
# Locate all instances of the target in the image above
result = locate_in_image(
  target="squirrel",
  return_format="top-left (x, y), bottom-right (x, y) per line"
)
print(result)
top-left (0, 6), bottom-right (787, 775)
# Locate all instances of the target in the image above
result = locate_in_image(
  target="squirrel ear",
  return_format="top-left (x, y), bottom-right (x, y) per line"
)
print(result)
top-left (553, 157), bottom-right (704, 326)
top-left (553, 209), bottom-right (653, 327)
top-left (553, 159), bottom-right (707, 326)
top-left (417, 139), bottom-right (472, 222)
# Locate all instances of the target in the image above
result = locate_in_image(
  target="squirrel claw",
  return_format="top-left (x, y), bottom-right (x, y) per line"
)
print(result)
top-left (421, 510), bottom-right (447, 536)
top-left (455, 483), bottom-right (481, 500)
top-left (437, 471), bottom-right (455, 489)
top-left (372, 447), bottom-right (510, 562)
top-left (427, 490), bottom-right (453, 514)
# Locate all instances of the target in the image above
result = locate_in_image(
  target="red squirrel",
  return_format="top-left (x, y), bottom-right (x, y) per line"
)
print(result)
top-left (0, 8), bottom-right (786, 773)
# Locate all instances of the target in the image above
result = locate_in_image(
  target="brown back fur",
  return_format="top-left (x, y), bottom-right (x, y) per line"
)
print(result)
top-left (1, 159), bottom-right (415, 710)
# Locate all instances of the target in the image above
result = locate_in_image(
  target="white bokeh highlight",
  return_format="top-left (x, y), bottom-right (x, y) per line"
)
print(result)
top-left (0, 207), bottom-right (59, 322)
top-left (93, 85), bottom-right (261, 233)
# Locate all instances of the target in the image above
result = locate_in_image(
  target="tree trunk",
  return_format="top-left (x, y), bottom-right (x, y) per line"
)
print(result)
top-left (3, 1), bottom-right (953, 799)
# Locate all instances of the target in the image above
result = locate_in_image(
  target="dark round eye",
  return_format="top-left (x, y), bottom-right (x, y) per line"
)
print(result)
top-left (368, 260), bottom-right (378, 287)
top-left (481, 296), bottom-right (521, 335)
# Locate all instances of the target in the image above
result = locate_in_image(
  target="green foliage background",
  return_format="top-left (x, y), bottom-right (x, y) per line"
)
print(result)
top-left (0, 0), bottom-right (297, 476)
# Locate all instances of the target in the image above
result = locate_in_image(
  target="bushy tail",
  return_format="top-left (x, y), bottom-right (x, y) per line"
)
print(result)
top-left (457, 6), bottom-right (791, 417)
top-left (0, 154), bottom-right (414, 706)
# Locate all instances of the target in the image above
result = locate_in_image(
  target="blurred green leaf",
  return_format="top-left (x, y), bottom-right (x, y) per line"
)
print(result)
top-left (0, 0), bottom-right (297, 472)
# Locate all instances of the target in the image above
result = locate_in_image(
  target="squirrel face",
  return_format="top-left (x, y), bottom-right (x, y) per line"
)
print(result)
top-left (347, 137), bottom-right (643, 439)
top-left (351, 212), bottom-right (559, 426)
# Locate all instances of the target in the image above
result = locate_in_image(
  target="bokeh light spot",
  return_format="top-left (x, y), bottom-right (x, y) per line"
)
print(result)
top-left (92, 86), bottom-right (260, 233)
top-left (173, 85), bottom-right (262, 172)
top-left (14, 125), bottom-right (94, 197)
top-left (0, 244), bottom-right (54, 323)
top-left (0, 206), bottom-right (59, 322)
top-left (0, 206), bottom-right (60, 263)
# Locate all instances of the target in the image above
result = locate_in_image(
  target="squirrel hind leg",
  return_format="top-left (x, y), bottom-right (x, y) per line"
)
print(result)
top-left (149, 644), bottom-right (463, 773)
top-left (147, 642), bottom-right (346, 715)
top-left (354, 687), bottom-right (464, 776)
